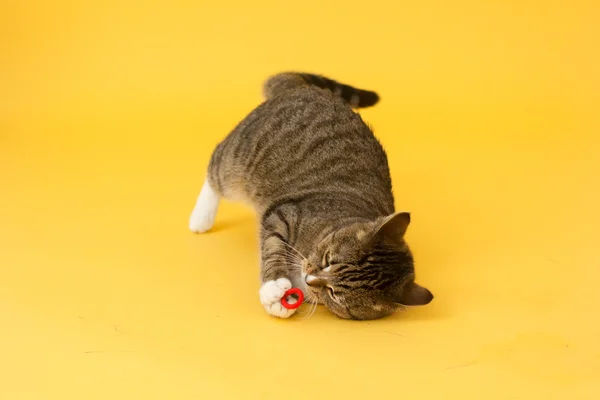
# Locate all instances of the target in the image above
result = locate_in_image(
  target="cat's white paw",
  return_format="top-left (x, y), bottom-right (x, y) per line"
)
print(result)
top-left (189, 180), bottom-right (220, 233)
top-left (259, 278), bottom-right (297, 318)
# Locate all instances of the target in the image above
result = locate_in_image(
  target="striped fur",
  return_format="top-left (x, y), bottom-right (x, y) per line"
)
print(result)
top-left (201, 72), bottom-right (432, 320)
top-left (264, 72), bottom-right (380, 108)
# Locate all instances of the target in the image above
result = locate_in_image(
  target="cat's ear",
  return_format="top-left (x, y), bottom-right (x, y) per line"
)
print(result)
top-left (375, 212), bottom-right (411, 242)
top-left (396, 282), bottom-right (433, 306)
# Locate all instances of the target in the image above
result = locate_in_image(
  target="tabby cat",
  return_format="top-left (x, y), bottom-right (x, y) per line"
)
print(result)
top-left (189, 72), bottom-right (433, 320)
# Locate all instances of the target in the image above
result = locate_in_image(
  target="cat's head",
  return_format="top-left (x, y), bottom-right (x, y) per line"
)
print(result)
top-left (303, 212), bottom-right (433, 320)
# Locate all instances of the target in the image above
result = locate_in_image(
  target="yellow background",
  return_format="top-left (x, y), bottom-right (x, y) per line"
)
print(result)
top-left (1, 0), bottom-right (599, 398)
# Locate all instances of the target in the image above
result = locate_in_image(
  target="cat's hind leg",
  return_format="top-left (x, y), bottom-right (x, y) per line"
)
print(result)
top-left (189, 180), bottom-right (221, 233)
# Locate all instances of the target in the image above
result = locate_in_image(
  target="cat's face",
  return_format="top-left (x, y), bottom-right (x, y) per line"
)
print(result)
top-left (302, 213), bottom-right (433, 320)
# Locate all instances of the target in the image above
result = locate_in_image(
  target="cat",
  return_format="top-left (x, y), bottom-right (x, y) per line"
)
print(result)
top-left (189, 72), bottom-right (433, 320)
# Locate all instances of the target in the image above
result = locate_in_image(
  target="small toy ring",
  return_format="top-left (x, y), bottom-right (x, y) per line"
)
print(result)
top-left (281, 288), bottom-right (304, 310)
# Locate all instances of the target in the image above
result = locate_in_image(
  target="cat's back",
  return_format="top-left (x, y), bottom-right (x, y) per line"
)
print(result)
top-left (234, 87), bottom-right (363, 145)
top-left (229, 87), bottom-right (389, 174)
top-left (210, 87), bottom-right (394, 214)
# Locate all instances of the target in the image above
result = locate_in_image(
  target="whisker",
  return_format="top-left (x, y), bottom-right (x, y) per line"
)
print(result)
top-left (271, 248), bottom-right (304, 260)
top-left (307, 300), bottom-right (318, 320)
top-left (273, 251), bottom-right (303, 264)
top-left (280, 259), bottom-right (304, 271)
top-left (280, 241), bottom-right (306, 260)
top-left (270, 251), bottom-right (305, 271)
top-left (299, 295), bottom-right (319, 321)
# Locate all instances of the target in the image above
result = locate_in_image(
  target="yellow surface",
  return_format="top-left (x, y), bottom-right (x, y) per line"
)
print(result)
top-left (1, 1), bottom-right (599, 398)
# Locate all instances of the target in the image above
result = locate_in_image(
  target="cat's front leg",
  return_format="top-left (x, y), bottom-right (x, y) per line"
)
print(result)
top-left (259, 277), bottom-right (298, 318)
top-left (259, 231), bottom-right (300, 319)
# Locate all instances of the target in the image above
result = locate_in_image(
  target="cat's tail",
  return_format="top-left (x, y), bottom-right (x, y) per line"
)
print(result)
top-left (263, 72), bottom-right (379, 108)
